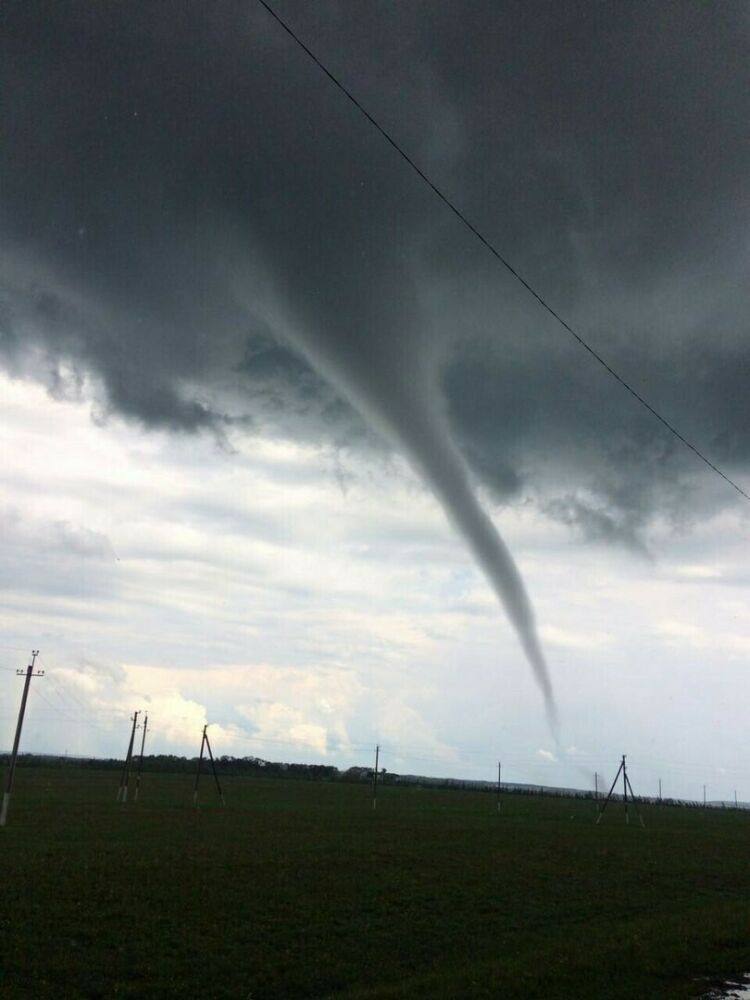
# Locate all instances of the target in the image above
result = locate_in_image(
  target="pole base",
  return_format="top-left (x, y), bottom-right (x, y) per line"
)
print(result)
top-left (0, 792), bottom-right (9, 827)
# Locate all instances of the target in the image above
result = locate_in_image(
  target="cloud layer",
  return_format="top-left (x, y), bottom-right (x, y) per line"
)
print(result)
top-left (0, 373), bottom-right (748, 799)
top-left (1, 4), bottom-right (749, 736)
top-left (2, 3), bottom-right (749, 523)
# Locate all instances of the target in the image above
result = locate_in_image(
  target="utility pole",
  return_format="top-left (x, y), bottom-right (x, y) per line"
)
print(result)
top-left (117, 711), bottom-right (139, 803)
top-left (133, 713), bottom-right (148, 803)
top-left (659, 778), bottom-right (662, 804)
top-left (594, 771), bottom-right (599, 811)
top-left (193, 725), bottom-right (225, 807)
top-left (497, 761), bottom-right (502, 812)
top-left (596, 754), bottom-right (645, 828)
top-left (1, 650), bottom-right (43, 827)
top-left (204, 725), bottom-right (225, 806)
top-left (735, 790), bottom-right (738, 809)
top-left (703, 784), bottom-right (707, 807)
top-left (372, 744), bottom-right (380, 810)
top-left (193, 725), bottom-right (206, 807)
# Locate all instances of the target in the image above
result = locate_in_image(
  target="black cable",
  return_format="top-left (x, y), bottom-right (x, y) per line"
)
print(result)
top-left (256, 0), bottom-right (750, 503)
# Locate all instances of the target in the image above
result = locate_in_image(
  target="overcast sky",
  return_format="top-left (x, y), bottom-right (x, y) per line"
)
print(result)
top-left (1, 2), bottom-right (748, 800)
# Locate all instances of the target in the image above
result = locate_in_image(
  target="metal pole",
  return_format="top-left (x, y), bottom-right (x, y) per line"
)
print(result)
top-left (193, 726), bottom-right (206, 807)
top-left (203, 729), bottom-right (226, 806)
top-left (1, 651), bottom-right (43, 827)
top-left (372, 745), bottom-right (379, 810)
top-left (497, 761), bottom-right (502, 812)
top-left (118, 711), bottom-right (139, 804)
top-left (133, 713), bottom-right (148, 803)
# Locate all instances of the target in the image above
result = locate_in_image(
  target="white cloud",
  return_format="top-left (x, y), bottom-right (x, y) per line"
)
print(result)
top-left (1, 371), bottom-right (750, 801)
top-left (540, 624), bottom-right (612, 651)
top-left (674, 564), bottom-right (722, 580)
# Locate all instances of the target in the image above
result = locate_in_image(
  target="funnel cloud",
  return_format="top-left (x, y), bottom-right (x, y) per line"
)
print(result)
top-left (237, 280), bottom-right (556, 714)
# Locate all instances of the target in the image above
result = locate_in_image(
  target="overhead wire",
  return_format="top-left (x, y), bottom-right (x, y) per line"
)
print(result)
top-left (30, 684), bottom-right (89, 728)
top-left (6, 666), bottom-right (747, 789)
top-left (28, 681), bottom-right (129, 734)
top-left (5, 683), bottom-right (748, 793)
top-left (9, 676), bottom-right (749, 784)
top-left (44, 677), bottom-right (104, 725)
top-left (256, 0), bottom-right (750, 503)
top-left (35, 657), bottom-right (132, 720)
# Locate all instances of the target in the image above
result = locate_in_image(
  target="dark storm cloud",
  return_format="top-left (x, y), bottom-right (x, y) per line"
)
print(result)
top-left (3, 0), bottom-right (747, 528)
top-left (2, 3), bottom-right (749, 698)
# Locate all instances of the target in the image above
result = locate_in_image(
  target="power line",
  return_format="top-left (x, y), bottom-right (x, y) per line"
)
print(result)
top-left (8, 681), bottom-right (749, 784)
top-left (256, 0), bottom-right (750, 503)
top-left (35, 658), bottom-right (132, 721)
top-left (42, 672), bottom-right (96, 716)
top-left (31, 685), bottom-right (94, 728)
top-left (228, 730), bottom-right (374, 754)
top-left (29, 684), bottom-right (125, 734)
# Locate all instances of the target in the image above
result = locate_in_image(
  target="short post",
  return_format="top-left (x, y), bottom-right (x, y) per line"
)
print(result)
top-left (1, 651), bottom-right (44, 827)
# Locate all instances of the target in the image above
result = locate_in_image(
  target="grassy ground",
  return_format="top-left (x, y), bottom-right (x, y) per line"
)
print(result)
top-left (0, 768), bottom-right (748, 999)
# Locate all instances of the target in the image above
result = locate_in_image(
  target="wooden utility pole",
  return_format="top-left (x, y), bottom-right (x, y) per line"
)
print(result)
top-left (372, 745), bottom-right (380, 810)
top-left (703, 784), bottom-right (707, 807)
top-left (193, 725), bottom-right (225, 807)
top-left (594, 771), bottom-right (599, 810)
top-left (117, 711), bottom-right (139, 803)
top-left (1, 651), bottom-right (44, 827)
top-left (203, 726), bottom-right (225, 806)
top-left (497, 761), bottom-right (502, 812)
top-left (735, 790), bottom-right (738, 809)
top-left (659, 778), bottom-right (662, 804)
top-left (193, 725), bottom-right (206, 806)
top-left (596, 754), bottom-right (645, 828)
top-left (133, 713), bottom-right (148, 803)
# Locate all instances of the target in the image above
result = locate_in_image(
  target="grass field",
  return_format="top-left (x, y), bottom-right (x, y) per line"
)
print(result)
top-left (0, 767), bottom-right (748, 999)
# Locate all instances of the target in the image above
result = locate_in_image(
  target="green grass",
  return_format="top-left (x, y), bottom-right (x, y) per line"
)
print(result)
top-left (0, 768), bottom-right (748, 998)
